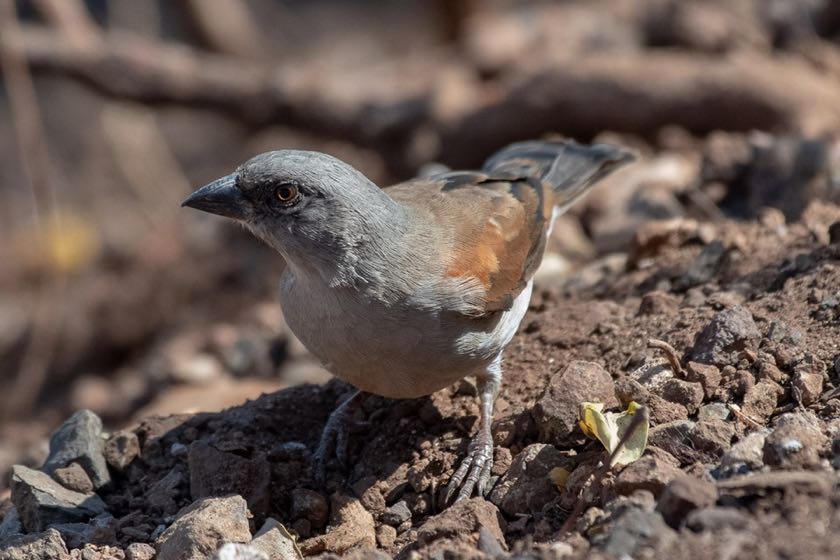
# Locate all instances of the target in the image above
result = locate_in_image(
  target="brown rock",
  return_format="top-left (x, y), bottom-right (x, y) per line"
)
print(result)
top-left (376, 524), bottom-right (396, 549)
top-left (741, 380), bottom-right (784, 423)
top-left (721, 430), bottom-right (769, 470)
top-left (155, 495), bottom-right (252, 560)
top-left (614, 452), bottom-right (682, 498)
top-left (656, 476), bottom-right (718, 528)
top-left (250, 518), bottom-right (301, 560)
top-left (793, 357), bottom-right (826, 406)
top-left (299, 494), bottom-right (375, 555)
top-left (350, 476), bottom-right (385, 514)
top-left (689, 419), bottom-right (735, 457)
top-left (685, 362), bottom-right (721, 399)
top-left (53, 463), bottom-right (94, 494)
top-left (763, 412), bottom-right (829, 468)
top-left (487, 443), bottom-right (569, 516)
top-left (646, 396), bottom-right (690, 424)
top-left (104, 431), bottom-right (140, 472)
top-left (533, 361), bottom-right (617, 445)
top-left (290, 489), bottom-right (328, 528)
top-left (648, 421), bottom-right (698, 465)
top-left (0, 529), bottom-right (69, 560)
top-left (188, 441), bottom-right (271, 517)
top-left (660, 379), bottom-right (705, 413)
top-left (416, 498), bottom-right (504, 552)
top-left (125, 542), bottom-right (156, 560)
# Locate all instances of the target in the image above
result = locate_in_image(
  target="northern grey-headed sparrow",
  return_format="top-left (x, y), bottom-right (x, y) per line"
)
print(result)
top-left (183, 139), bottom-right (634, 502)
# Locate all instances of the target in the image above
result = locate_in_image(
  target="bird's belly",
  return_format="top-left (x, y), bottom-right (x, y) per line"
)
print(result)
top-left (279, 274), bottom-right (532, 399)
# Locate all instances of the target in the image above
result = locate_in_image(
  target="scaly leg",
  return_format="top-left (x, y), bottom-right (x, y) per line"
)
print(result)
top-left (444, 357), bottom-right (501, 503)
top-left (313, 389), bottom-right (368, 484)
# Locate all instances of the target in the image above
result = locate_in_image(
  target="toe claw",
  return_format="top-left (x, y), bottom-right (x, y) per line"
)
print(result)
top-left (445, 434), bottom-right (495, 504)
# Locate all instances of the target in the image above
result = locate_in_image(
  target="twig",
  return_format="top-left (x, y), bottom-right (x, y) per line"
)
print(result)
top-left (648, 338), bottom-right (685, 378)
top-left (557, 405), bottom-right (649, 538)
top-left (727, 404), bottom-right (763, 430)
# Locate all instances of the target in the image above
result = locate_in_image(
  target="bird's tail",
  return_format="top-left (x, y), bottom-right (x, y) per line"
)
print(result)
top-left (482, 139), bottom-right (636, 211)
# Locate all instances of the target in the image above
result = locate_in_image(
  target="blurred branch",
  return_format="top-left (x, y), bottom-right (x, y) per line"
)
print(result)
top-left (30, 0), bottom-right (102, 49)
top-left (0, 0), bottom-right (64, 419)
top-left (4, 21), bottom-right (840, 175)
top-left (180, 0), bottom-right (266, 58)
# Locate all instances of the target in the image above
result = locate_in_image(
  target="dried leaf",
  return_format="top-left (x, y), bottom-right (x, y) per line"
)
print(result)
top-left (579, 401), bottom-right (648, 466)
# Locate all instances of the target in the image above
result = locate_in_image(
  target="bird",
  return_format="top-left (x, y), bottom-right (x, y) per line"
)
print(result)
top-left (182, 139), bottom-right (635, 503)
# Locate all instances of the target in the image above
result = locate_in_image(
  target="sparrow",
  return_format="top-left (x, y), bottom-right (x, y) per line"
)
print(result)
top-left (182, 139), bottom-right (635, 502)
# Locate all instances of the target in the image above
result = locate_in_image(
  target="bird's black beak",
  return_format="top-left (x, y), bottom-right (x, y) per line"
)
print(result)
top-left (182, 174), bottom-right (249, 220)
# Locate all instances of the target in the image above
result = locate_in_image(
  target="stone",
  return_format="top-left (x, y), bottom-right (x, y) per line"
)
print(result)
top-left (155, 495), bottom-right (252, 560)
top-left (655, 476), bottom-right (717, 528)
top-left (763, 412), bottom-right (829, 468)
top-left (376, 524), bottom-right (397, 548)
top-left (593, 507), bottom-right (676, 558)
top-left (689, 419), bottom-right (735, 457)
top-left (648, 421), bottom-right (698, 465)
top-left (146, 468), bottom-right (186, 515)
top-left (290, 489), bottom-right (328, 528)
top-left (741, 380), bottom-right (784, 423)
top-left (0, 528), bottom-right (69, 560)
top-left (53, 463), bottom-right (94, 494)
top-left (533, 361), bottom-right (617, 445)
top-left (829, 220), bottom-right (840, 244)
top-left (104, 431), bottom-right (141, 472)
top-left (689, 306), bottom-right (760, 366)
top-left (721, 429), bottom-right (769, 470)
top-left (628, 358), bottom-right (675, 391)
top-left (646, 395), bottom-right (690, 424)
top-left (213, 543), bottom-right (268, 560)
top-left (250, 518), bottom-right (302, 560)
top-left (125, 542), bottom-right (156, 560)
top-left (350, 477), bottom-right (385, 514)
top-left (685, 507), bottom-right (753, 533)
top-left (51, 514), bottom-right (117, 549)
top-left (488, 443), bottom-right (569, 516)
top-left (793, 359), bottom-right (825, 406)
top-left (188, 441), bottom-right (271, 517)
top-left (10, 465), bottom-right (107, 533)
top-left (43, 410), bottom-right (110, 490)
top-left (0, 507), bottom-right (23, 542)
top-left (298, 494), bottom-right (375, 556)
top-left (614, 453), bottom-right (682, 498)
top-left (660, 379), bottom-right (705, 413)
top-left (697, 402), bottom-right (730, 422)
top-left (415, 498), bottom-right (504, 552)
top-left (685, 362), bottom-right (722, 399)
top-left (381, 501), bottom-right (411, 526)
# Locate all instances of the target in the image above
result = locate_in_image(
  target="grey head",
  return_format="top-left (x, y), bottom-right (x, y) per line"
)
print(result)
top-left (183, 150), bottom-right (405, 284)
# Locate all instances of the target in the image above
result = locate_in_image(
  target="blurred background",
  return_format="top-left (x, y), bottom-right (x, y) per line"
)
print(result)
top-left (1, 0), bottom-right (840, 487)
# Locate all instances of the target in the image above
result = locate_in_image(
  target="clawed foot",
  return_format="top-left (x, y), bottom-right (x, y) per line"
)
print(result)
top-left (312, 390), bottom-right (368, 484)
top-left (443, 429), bottom-right (495, 504)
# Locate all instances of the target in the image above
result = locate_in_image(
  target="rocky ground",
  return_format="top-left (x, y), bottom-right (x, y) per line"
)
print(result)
top-left (5, 1), bottom-right (840, 559)
top-left (3, 158), bottom-right (840, 558)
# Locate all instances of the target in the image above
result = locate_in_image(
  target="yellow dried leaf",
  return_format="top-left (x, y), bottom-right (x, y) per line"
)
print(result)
top-left (16, 210), bottom-right (100, 275)
top-left (579, 401), bottom-right (648, 466)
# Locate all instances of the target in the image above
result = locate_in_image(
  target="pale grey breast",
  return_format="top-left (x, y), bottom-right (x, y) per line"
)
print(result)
top-left (278, 267), bottom-right (532, 399)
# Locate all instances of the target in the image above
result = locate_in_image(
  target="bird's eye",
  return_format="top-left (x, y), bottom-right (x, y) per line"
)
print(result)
top-left (274, 184), bottom-right (300, 205)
